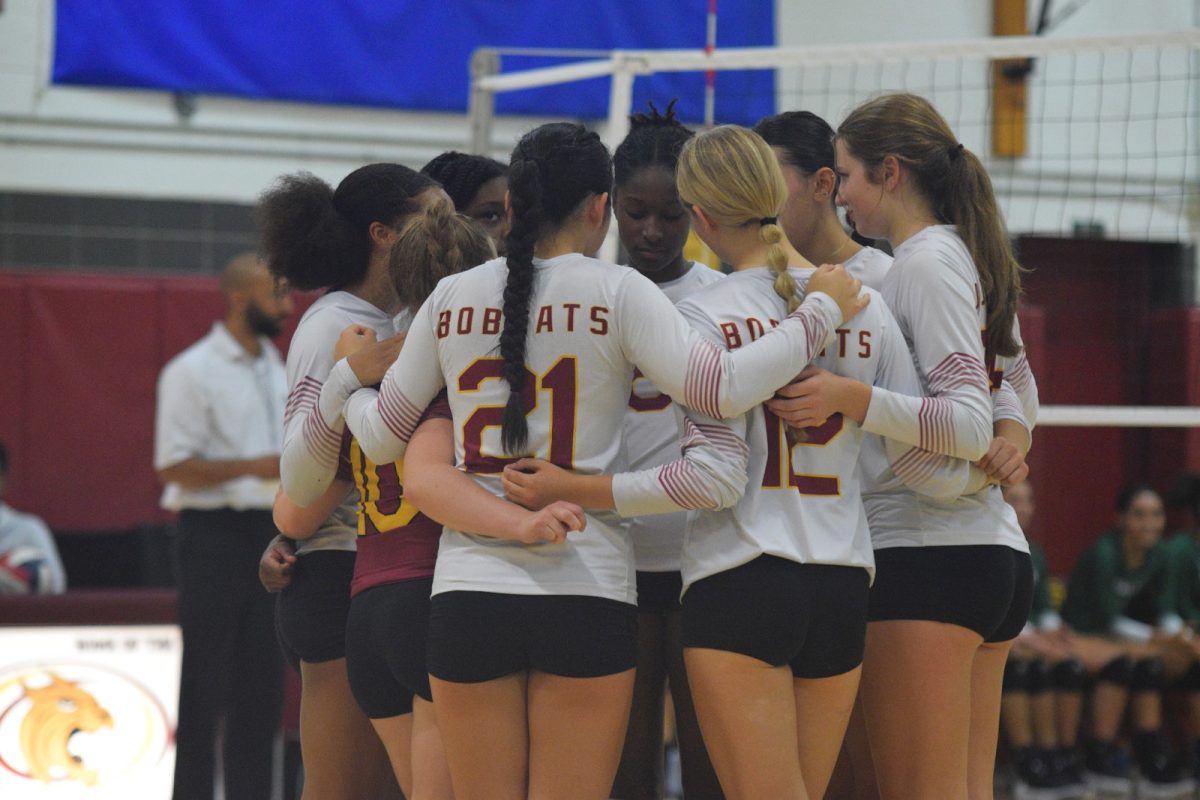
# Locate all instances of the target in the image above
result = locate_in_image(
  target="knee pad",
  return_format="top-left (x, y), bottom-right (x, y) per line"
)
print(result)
top-left (1027, 657), bottom-right (1050, 694)
top-left (1003, 657), bottom-right (1032, 692)
top-left (1097, 655), bottom-right (1134, 686)
top-left (1052, 658), bottom-right (1087, 692)
top-left (1131, 657), bottom-right (1165, 692)
top-left (1177, 661), bottom-right (1200, 692)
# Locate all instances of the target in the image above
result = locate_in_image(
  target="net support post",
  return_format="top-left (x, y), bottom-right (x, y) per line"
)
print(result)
top-left (599, 53), bottom-right (639, 263)
top-left (468, 48), bottom-right (500, 156)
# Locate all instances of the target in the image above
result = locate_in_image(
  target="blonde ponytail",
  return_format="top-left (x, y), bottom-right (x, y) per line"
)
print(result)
top-left (760, 221), bottom-right (798, 312)
top-left (677, 125), bottom-right (796, 307)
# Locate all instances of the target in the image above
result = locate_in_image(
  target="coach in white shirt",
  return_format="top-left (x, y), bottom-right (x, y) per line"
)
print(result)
top-left (154, 253), bottom-right (293, 800)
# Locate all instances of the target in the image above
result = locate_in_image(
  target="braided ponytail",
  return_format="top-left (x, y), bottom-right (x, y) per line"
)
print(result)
top-left (498, 157), bottom-right (543, 454)
top-left (761, 222), bottom-right (799, 312)
top-left (496, 123), bottom-right (613, 455)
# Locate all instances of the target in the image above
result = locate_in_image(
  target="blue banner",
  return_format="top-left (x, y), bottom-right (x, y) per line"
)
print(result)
top-left (53, 1), bottom-right (775, 125)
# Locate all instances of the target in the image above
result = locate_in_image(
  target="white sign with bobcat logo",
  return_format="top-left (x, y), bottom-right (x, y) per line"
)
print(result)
top-left (0, 625), bottom-right (180, 798)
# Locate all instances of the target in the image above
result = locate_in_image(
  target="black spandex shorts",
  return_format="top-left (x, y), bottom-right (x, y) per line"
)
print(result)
top-left (275, 550), bottom-right (355, 671)
top-left (426, 591), bottom-right (638, 683)
top-left (867, 545), bottom-right (1034, 643)
top-left (636, 570), bottom-right (683, 613)
top-left (681, 555), bottom-right (870, 679)
top-left (344, 577), bottom-right (433, 719)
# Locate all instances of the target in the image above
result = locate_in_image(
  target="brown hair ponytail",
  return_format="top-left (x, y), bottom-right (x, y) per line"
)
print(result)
top-left (838, 94), bottom-right (1024, 359)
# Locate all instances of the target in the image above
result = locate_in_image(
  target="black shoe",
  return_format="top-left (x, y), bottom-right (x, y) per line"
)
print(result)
top-left (1015, 746), bottom-right (1060, 789)
top-left (1084, 738), bottom-right (1133, 794)
top-left (1132, 730), bottom-right (1194, 797)
top-left (1051, 746), bottom-right (1088, 791)
top-left (1133, 730), bottom-right (1185, 782)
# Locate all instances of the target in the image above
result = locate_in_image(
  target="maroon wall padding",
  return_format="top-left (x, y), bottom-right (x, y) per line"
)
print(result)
top-left (24, 275), bottom-right (164, 530)
top-left (0, 589), bottom-right (177, 625)
top-left (1017, 305), bottom-right (1048, 547)
top-left (1018, 237), bottom-right (1194, 574)
top-left (0, 272), bottom-right (318, 531)
top-left (1148, 308), bottom-right (1200, 510)
top-left (0, 276), bottom-right (30, 507)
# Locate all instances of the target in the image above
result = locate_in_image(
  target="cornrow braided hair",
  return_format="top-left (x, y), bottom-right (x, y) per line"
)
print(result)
top-left (421, 151), bottom-right (508, 212)
top-left (256, 163), bottom-right (437, 291)
top-left (499, 123), bottom-right (613, 455)
top-left (613, 99), bottom-right (694, 187)
top-left (389, 201), bottom-right (496, 310)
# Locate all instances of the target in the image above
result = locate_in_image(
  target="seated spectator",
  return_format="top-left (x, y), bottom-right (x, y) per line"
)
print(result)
top-left (1061, 483), bottom-right (1192, 793)
top-left (0, 440), bottom-right (66, 594)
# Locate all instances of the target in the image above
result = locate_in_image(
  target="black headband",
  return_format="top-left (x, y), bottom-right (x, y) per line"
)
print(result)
top-left (759, 216), bottom-right (778, 226)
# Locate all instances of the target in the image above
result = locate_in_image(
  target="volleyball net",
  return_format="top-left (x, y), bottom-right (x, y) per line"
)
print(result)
top-left (471, 30), bottom-right (1198, 243)
top-left (468, 29), bottom-right (1200, 435)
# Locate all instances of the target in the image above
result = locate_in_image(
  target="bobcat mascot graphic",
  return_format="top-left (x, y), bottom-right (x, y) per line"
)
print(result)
top-left (19, 673), bottom-right (114, 785)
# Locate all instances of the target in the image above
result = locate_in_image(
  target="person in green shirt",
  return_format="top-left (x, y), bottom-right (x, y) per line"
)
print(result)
top-left (1060, 483), bottom-right (1191, 791)
top-left (1001, 481), bottom-right (1129, 794)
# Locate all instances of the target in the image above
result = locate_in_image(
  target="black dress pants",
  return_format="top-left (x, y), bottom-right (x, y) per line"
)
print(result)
top-left (172, 508), bottom-right (283, 800)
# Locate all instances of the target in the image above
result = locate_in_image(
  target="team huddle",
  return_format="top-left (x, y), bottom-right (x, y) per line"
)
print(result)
top-left (261, 94), bottom-right (1037, 800)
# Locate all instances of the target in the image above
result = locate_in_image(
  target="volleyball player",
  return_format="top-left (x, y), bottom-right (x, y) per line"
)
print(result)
top-left (754, 110), bottom-right (892, 290)
top-left (757, 107), bottom-right (1035, 797)
top-left (303, 122), bottom-right (866, 800)
top-left (275, 205), bottom-right (583, 799)
top-left (421, 151), bottom-right (509, 251)
top-left (764, 94), bottom-right (1038, 799)
top-left (500, 124), bottom-right (986, 800)
top-left (607, 100), bottom-right (724, 800)
top-left (258, 163), bottom-right (442, 799)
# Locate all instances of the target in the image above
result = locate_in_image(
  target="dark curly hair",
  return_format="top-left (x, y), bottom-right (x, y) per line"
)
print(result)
top-left (421, 152), bottom-right (508, 212)
top-left (499, 123), bottom-right (612, 455)
top-left (256, 163), bottom-right (438, 291)
top-left (613, 100), bottom-right (693, 188)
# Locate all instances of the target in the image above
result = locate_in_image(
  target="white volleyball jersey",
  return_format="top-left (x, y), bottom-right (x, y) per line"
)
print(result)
top-left (625, 263), bottom-right (725, 573)
top-left (862, 225), bottom-right (1034, 552)
top-left (321, 252), bottom-right (844, 604)
top-left (843, 246), bottom-right (893, 291)
top-left (282, 291), bottom-right (398, 554)
top-left (615, 266), bottom-right (979, 590)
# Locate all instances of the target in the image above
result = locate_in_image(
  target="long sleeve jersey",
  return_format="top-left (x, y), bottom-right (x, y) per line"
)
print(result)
top-left (622, 263), bottom-right (725, 573)
top-left (279, 291), bottom-right (399, 553)
top-left (611, 266), bottom-right (984, 591)
top-left (859, 225), bottom-right (1034, 552)
top-left (306, 253), bottom-right (846, 604)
